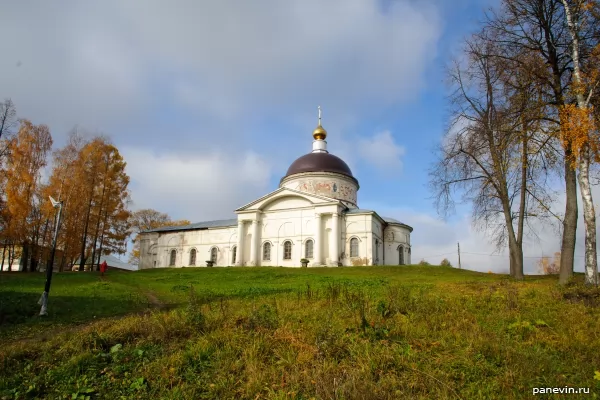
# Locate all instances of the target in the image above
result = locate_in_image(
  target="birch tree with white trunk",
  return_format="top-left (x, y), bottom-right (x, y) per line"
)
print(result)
top-left (560, 0), bottom-right (600, 285)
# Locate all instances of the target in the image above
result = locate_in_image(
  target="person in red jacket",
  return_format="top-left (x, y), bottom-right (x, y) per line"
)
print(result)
top-left (100, 260), bottom-right (108, 276)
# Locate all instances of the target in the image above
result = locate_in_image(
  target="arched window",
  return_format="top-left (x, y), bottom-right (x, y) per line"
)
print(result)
top-left (283, 241), bottom-right (292, 260)
top-left (189, 249), bottom-right (196, 266)
top-left (210, 247), bottom-right (218, 263)
top-left (350, 238), bottom-right (359, 257)
top-left (305, 239), bottom-right (314, 259)
top-left (232, 246), bottom-right (237, 264)
top-left (375, 239), bottom-right (379, 262)
top-left (169, 249), bottom-right (176, 266)
top-left (399, 245), bottom-right (404, 265)
top-left (263, 242), bottom-right (271, 261)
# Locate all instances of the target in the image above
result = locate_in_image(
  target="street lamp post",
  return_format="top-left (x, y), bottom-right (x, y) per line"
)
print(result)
top-left (39, 196), bottom-right (63, 316)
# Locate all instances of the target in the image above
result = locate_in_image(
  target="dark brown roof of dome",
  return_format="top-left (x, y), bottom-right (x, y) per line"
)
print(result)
top-left (282, 152), bottom-right (355, 181)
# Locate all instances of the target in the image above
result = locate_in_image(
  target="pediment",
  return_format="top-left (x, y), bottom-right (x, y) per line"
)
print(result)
top-left (235, 187), bottom-right (340, 213)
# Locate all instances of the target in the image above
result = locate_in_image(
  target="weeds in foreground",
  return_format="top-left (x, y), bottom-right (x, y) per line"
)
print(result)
top-left (1, 271), bottom-right (600, 399)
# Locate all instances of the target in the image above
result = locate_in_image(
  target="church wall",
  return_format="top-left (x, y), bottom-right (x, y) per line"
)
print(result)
top-left (258, 207), bottom-right (316, 266)
top-left (138, 201), bottom-right (412, 269)
top-left (243, 225), bottom-right (252, 266)
top-left (250, 204), bottom-right (340, 267)
top-left (341, 214), bottom-right (412, 266)
top-left (344, 213), bottom-right (374, 266)
top-left (139, 226), bottom-right (238, 268)
top-left (139, 233), bottom-right (159, 269)
top-left (321, 214), bottom-right (332, 264)
top-left (383, 225), bottom-right (412, 265)
top-left (371, 218), bottom-right (384, 265)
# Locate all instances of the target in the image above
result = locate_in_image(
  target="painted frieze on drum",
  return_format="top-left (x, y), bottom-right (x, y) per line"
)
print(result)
top-left (295, 180), bottom-right (357, 204)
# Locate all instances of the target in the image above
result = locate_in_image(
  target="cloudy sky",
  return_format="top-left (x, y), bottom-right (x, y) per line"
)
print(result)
top-left (1, 0), bottom-right (594, 273)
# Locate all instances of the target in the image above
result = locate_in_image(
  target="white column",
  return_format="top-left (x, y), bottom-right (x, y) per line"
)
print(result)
top-left (331, 212), bottom-right (339, 266)
top-left (250, 219), bottom-right (259, 266)
top-left (314, 213), bottom-right (322, 265)
top-left (236, 221), bottom-right (244, 266)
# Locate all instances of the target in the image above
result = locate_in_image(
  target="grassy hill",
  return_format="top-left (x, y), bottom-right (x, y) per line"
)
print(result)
top-left (0, 266), bottom-right (599, 399)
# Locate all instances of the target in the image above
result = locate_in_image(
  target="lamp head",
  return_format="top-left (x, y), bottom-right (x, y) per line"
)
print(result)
top-left (49, 196), bottom-right (61, 208)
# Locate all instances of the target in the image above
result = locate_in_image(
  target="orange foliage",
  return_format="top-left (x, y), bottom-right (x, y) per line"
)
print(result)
top-left (45, 132), bottom-right (131, 268)
top-left (537, 252), bottom-right (561, 275)
top-left (559, 104), bottom-right (598, 167)
top-left (3, 120), bottom-right (53, 243)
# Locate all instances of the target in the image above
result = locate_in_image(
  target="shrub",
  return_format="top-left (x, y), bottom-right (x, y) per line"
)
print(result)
top-left (245, 304), bottom-right (279, 330)
top-left (537, 252), bottom-right (560, 275)
top-left (440, 258), bottom-right (452, 267)
top-left (418, 259), bottom-right (430, 266)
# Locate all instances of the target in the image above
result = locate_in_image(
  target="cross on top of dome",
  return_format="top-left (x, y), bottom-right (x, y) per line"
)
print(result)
top-left (312, 105), bottom-right (327, 140)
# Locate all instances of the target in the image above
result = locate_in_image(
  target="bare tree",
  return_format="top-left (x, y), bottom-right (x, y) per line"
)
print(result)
top-left (431, 36), bottom-right (555, 279)
top-left (0, 99), bottom-right (17, 157)
top-left (484, 0), bottom-right (598, 283)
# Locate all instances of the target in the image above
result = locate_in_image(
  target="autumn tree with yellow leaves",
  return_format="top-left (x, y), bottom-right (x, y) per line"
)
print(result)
top-left (2, 120), bottom-right (53, 271)
top-left (0, 105), bottom-right (133, 273)
top-left (44, 131), bottom-right (132, 271)
top-left (0, 99), bottom-right (18, 267)
top-left (43, 129), bottom-right (88, 270)
top-left (87, 142), bottom-right (131, 270)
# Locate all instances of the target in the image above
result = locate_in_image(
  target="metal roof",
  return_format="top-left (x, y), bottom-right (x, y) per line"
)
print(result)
top-left (143, 218), bottom-right (238, 233)
top-left (74, 254), bottom-right (137, 271)
top-left (345, 209), bottom-right (411, 228)
top-left (345, 208), bottom-right (376, 214)
top-left (381, 216), bottom-right (404, 224)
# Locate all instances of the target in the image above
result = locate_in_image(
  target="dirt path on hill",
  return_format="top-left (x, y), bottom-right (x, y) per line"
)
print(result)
top-left (143, 290), bottom-right (165, 310)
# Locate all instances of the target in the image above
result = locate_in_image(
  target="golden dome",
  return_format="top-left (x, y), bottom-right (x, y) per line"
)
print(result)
top-left (312, 124), bottom-right (327, 140)
top-left (313, 105), bottom-right (327, 140)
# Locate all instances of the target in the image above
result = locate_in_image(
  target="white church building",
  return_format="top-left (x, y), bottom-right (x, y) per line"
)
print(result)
top-left (138, 110), bottom-right (413, 268)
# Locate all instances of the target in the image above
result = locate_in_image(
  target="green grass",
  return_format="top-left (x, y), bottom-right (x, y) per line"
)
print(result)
top-left (1, 266), bottom-right (599, 399)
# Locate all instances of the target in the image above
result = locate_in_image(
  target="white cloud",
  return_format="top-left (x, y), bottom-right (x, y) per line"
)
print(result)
top-left (358, 130), bottom-right (405, 171)
top-left (0, 0), bottom-right (441, 145)
top-left (0, 2), bottom-right (148, 134)
top-left (122, 147), bottom-right (272, 221)
top-left (121, 0), bottom-right (441, 118)
top-left (0, 0), bottom-right (449, 256)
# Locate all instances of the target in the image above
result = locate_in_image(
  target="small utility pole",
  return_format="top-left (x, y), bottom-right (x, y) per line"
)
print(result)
top-left (457, 242), bottom-right (462, 269)
top-left (39, 196), bottom-right (63, 316)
